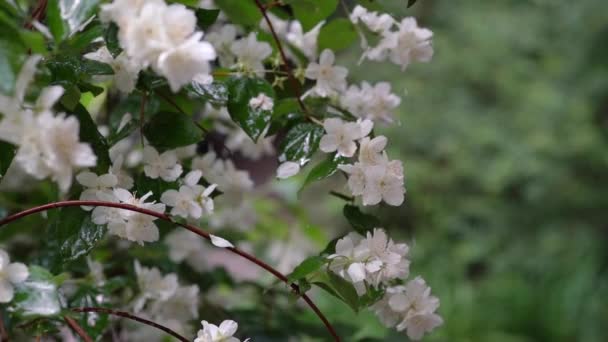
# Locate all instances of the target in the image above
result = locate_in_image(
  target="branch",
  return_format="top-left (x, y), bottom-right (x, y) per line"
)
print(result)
top-left (63, 316), bottom-right (93, 342)
top-left (0, 200), bottom-right (341, 342)
top-left (71, 307), bottom-right (188, 342)
top-left (24, 0), bottom-right (48, 30)
top-left (252, 0), bottom-right (309, 115)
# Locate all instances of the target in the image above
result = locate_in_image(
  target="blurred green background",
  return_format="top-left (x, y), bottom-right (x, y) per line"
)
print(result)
top-left (339, 0), bottom-right (608, 340)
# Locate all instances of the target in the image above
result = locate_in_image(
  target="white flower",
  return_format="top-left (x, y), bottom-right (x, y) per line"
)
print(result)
top-left (276, 161), bottom-right (300, 179)
top-left (151, 284), bottom-right (200, 321)
top-left (164, 230), bottom-right (206, 264)
top-left (338, 163), bottom-right (367, 196)
top-left (286, 20), bottom-right (324, 60)
top-left (210, 235), bottom-right (234, 248)
top-left (109, 154), bottom-right (134, 189)
top-left (161, 170), bottom-right (216, 219)
top-left (304, 49), bottom-right (348, 98)
top-left (362, 162), bottom-right (405, 206)
top-left (76, 171), bottom-right (118, 210)
top-left (84, 46), bottom-right (141, 93)
top-left (389, 18), bottom-right (434, 71)
top-left (350, 5), bottom-right (394, 33)
top-left (194, 320), bottom-right (243, 342)
top-left (156, 32), bottom-right (216, 92)
top-left (259, 12), bottom-right (289, 37)
top-left (341, 82), bottom-right (401, 123)
top-left (143, 146), bottom-right (183, 182)
top-left (358, 136), bottom-right (388, 166)
top-left (372, 277), bottom-right (443, 340)
top-left (133, 261), bottom-right (178, 312)
top-left (231, 33), bottom-right (272, 75)
top-left (207, 24), bottom-right (239, 67)
top-left (319, 118), bottom-right (372, 157)
top-left (0, 249), bottom-right (29, 303)
top-left (92, 189), bottom-right (165, 245)
top-left (225, 130), bottom-right (275, 160)
top-left (248, 93), bottom-right (274, 112)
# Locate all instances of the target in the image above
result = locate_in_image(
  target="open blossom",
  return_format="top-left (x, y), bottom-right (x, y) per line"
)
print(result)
top-left (133, 261), bottom-right (178, 312)
top-left (319, 118), bottom-right (373, 157)
top-left (305, 49), bottom-right (348, 98)
top-left (92, 189), bottom-right (166, 245)
top-left (231, 32), bottom-right (272, 75)
top-left (390, 18), bottom-right (434, 71)
top-left (195, 320), bottom-right (247, 342)
top-left (84, 46), bottom-right (141, 93)
top-left (286, 20), bottom-right (324, 60)
top-left (207, 24), bottom-right (239, 67)
top-left (371, 277), bottom-right (443, 340)
top-left (77, 171), bottom-right (118, 210)
top-left (102, 0), bottom-right (216, 92)
top-left (341, 82), bottom-right (401, 123)
top-left (161, 170), bottom-right (216, 219)
top-left (0, 249), bottom-right (29, 303)
top-left (164, 230), bottom-right (207, 265)
top-left (329, 228), bottom-right (409, 295)
top-left (143, 146), bottom-right (183, 182)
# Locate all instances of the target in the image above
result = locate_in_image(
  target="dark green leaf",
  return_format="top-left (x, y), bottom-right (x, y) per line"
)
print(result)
top-left (47, 0), bottom-right (68, 43)
top-left (301, 154), bottom-right (347, 190)
top-left (226, 76), bottom-right (275, 141)
top-left (66, 22), bottom-right (103, 52)
top-left (214, 0), bottom-right (262, 27)
top-left (343, 205), bottom-right (381, 235)
top-left (135, 173), bottom-right (178, 202)
top-left (289, 0), bottom-right (338, 31)
top-left (68, 285), bottom-right (109, 338)
top-left (327, 271), bottom-right (361, 312)
top-left (196, 8), bottom-right (221, 30)
top-left (279, 123), bottom-right (324, 164)
top-left (46, 207), bottom-right (107, 266)
top-left (70, 104), bottom-right (112, 173)
top-left (81, 59), bottom-right (114, 75)
top-left (185, 81), bottom-right (228, 105)
top-left (0, 141), bottom-right (16, 181)
top-left (104, 22), bottom-right (122, 57)
top-left (143, 111), bottom-right (203, 150)
top-left (287, 256), bottom-right (326, 282)
top-left (408, 0), bottom-right (419, 8)
top-left (318, 18), bottom-right (358, 52)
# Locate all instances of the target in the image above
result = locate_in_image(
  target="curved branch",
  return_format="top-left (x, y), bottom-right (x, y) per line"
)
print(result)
top-left (0, 200), bottom-right (341, 342)
top-left (71, 307), bottom-right (188, 342)
top-left (63, 316), bottom-right (93, 342)
top-left (253, 0), bottom-right (309, 115)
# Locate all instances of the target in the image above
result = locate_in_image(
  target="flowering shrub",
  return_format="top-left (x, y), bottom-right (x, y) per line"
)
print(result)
top-left (0, 0), bottom-right (441, 340)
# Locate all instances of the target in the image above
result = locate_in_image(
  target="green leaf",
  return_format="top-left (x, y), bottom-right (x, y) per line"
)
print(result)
top-left (289, 0), bottom-right (338, 31)
top-left (226, 76), bottom-right (275, 141)
top-left (185, 80), bottom-right (228, 106)
top-left (47, 0), bottom-right (68, 43)
top-left (135, 173), bottom-right (178, 202)
top-left (12, 266), bottom-right (62, 318)
top-left (343, 205), bottom-right (381, 235)
top-left (104, 22), bottom-right (122, 57)
top-left (287, 256), bottom-right (326, 282)
top-left (279, 123), bottom-right (324, 164)
top-left (67, 285), bottom-right (110, 339)
top-left (0, 141), bottom-right (16, 180)
top-left (66, 22), bottom-right (103, 52)
top-left (70, 104), bottom-right (112, 173)
top-left (327, 270), bottom-right (361, 312)
top-left (318, 18), bottom-right (358, 52)
top-left (408, 0), bottom-right (419, 8)
top-left (301, 154), bottom-right (347, 190)
top-left (214, 0), bottom-right (262, 27)
top-left (46, 207), bottom-right (107, 267)
top-left (196, 8), bottom-right (221, 30)
top-left (143, 111), bottom-right (203, 150)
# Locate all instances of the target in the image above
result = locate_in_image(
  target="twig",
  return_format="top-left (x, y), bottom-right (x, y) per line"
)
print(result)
top-left (253, 0), bottom-right (309, 115)
top-left (71, 307), bottom-right (188, 342)
top-left (0, 200), bottom-right (341, 342)
top-left (0, 310), bottom-right (9, 342)
top-left (24, 0), bottom-right (48, 30)
top-left (63, 316), bottom-right (93, 342)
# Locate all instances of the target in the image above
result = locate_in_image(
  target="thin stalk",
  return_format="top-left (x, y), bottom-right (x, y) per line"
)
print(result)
top-left (63, 316), bottom-right (93, 342)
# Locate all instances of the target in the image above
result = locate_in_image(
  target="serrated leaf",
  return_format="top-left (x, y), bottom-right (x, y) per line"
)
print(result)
top-left (279, 123), bottom-right (324, 165)
top-left (143, 111), bottom-right (203, 151)
top-left (343, 205), bottom-right (381, 235)
top-left (301, 154), bottom-right (347, 190)
top-left (185, 81), bottom-right (228, 105)
top-left (287, 256), bottom-right (326, 282)
top-left (318, 18), bottom-right (358, 52)
top-left (226, 76), bottom-right (275, 141)
top-left (196, 8), bottom-right (220, 30)
top-left (70, 104), bottom-right (112, 173)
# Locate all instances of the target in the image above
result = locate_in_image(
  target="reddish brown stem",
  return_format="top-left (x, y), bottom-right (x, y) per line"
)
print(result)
top-left (63, 316), bottom-right (93, 342)
top-left (24, 0), bottom-right (48, 30)
top-left (71, 307), bottom-right (188, 342)
top-left (0, 200), bottom-right (341, 342)
top-left (253, 0), bottom-right (309, 115)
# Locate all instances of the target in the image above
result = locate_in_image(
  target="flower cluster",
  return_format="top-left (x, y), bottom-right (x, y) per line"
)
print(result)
top-left (350, 5), bottom-right (434, 70)
top-left (101, 0), bottom-right (216, 91)
top-left (161, 170), bottom-right (216, 220)
top-left (371, 277), bottom-right (443, 340)
top-left (0, 56), bottom-right (97, 192)
top-left (329, 228), bottom-right (409, 295)
top-left (340, 82), bottom-right (402, 123)
top-left (195, 319), bottom-right (249, 342)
